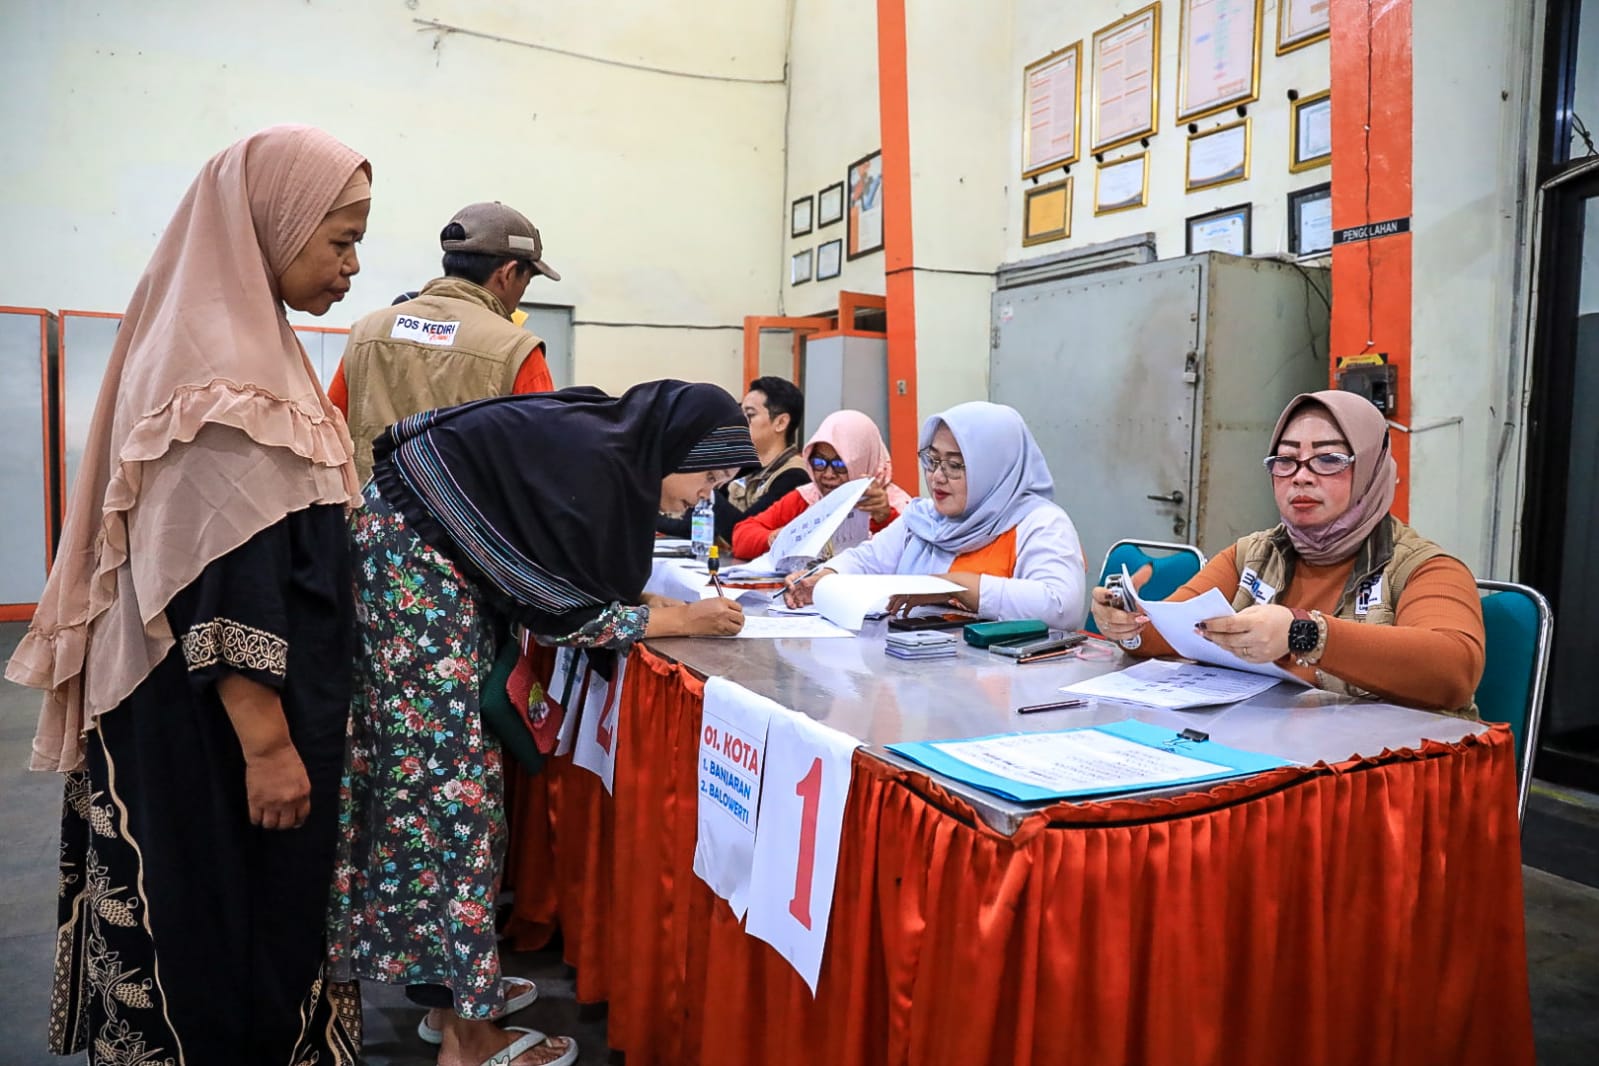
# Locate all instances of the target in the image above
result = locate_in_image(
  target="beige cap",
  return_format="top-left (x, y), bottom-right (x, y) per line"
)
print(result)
top-left (440, 201), bottom-right (560, 281)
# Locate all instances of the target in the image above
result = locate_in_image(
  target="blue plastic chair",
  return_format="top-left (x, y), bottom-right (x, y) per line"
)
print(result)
top-left (1085, 539), bottom-right (1208, 634)
top-left (1474, 579), bottom-right (1553, 822)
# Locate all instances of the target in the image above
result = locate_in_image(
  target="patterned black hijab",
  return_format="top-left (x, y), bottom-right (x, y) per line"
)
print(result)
top-left (373, 380), bottom-right (758, 636)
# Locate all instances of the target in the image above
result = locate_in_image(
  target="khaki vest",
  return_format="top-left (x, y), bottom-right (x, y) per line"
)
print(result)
top-left (344, 277), bottom-right (542, 483)
top-left (725, 447), bottom-right (809, 512)
top-left (1229, 516), bottom-right (1476, 715)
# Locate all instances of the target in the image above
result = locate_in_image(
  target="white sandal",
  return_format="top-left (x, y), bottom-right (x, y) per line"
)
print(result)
top-left (477, 1027), bottom-right (578, 1066)
top-left (416, 976), bottom-right (540, 1045)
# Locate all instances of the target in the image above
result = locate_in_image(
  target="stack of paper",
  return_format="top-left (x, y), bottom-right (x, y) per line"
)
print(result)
top-left (1060, 659), bottom-right (1282, 710)
top-left (884, 629), bottom-right (958, 661)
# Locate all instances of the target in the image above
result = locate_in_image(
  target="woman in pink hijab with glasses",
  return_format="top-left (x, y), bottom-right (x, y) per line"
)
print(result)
top-left (1091, 390), bottom-right (1486, 715)
top-left (7, 127), bottom-right (368, 1064)
top-left (729, 408), bottom-right (912, 560)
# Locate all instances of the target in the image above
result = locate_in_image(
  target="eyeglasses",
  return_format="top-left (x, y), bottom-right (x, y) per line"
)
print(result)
top-left (808, 456), bottom-right (849, 473)
top-left (918, 450), bottom-right (967, 480)
top-left (1262, 452), bottom-right (1355, 478)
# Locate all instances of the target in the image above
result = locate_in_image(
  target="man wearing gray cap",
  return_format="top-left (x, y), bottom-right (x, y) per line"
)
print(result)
top-left (330, 201), bottom-right (561, 483)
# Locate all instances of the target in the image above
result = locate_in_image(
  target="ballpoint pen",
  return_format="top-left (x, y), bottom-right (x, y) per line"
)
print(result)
top-left (1016, 698), bottom-right (1089, 714)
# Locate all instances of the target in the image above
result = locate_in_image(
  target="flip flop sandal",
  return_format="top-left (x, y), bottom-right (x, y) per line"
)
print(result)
top-left (477, 1027), bottom-right (578, 1066)
top-left (417, 977), bottom-right (540, 1045)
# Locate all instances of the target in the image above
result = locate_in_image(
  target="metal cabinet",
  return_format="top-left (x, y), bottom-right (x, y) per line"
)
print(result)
top-left (990, 253), bottom-right (1330, 567)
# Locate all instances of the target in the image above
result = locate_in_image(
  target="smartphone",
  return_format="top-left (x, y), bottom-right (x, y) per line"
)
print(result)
top-left (990, 632), bottom-right (1087, 658)
top-left (887, 616), bottom-right (967, 632)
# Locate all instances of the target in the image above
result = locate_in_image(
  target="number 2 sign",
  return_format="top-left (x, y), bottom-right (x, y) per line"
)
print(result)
top-left (743, 709), bottom-right (861, 993)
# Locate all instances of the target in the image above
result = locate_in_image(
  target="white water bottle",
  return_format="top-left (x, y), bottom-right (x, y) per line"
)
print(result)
top-left (690, 496), bottom-right (714, 560)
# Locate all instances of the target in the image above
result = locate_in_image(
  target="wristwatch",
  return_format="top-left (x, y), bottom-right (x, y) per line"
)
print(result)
top-left (1288, 609), bottom-right (1328, 665)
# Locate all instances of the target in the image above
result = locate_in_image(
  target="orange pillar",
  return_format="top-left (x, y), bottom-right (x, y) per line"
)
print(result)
top-left (876, 0), bottom-right (919, 493)
top-left (1330, 0), bottom-right (1412, 519)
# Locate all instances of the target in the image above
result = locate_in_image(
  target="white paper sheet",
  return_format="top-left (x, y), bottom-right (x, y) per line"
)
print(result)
top-left (715, 615), bottom-right (856, 640)
top-left (693, 677), bottom-right (778, 917)
top-left (744, 710), bottom-right (862, 993)
top-left (810, 573), bottom-right (963, 630)
top-left (720, 553), bottom-right (786, 580)
top-left (1061, 658), bottom-right (1283, 710)
top-left (767, 478), bottom-right (872, 564)
top-left (1125, 566), bottom-right (1305, 684)
top-left (931, 729), bottom-right (1231, 794)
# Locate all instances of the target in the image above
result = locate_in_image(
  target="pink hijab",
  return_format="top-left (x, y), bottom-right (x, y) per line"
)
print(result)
top-left (6, 125), bottom-right (367, 771)
top-left (1269, 390), bottom-right (1397, 566)
top-left (799, 409), bottom-right (913, 512)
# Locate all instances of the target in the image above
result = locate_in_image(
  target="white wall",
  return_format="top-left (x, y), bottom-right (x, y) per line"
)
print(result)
top-left (781, 0), bottom-right (883, 317)
top-left (0, 0), bottom-right (789, 396)
top-left (1006, 0), bottom-right (1330, 262)
top-left (1411, 0), bottom-right (1541, 575)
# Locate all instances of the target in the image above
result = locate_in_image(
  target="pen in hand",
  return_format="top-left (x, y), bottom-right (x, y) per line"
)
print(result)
top-left (781, 561), bottom-right (825, 607)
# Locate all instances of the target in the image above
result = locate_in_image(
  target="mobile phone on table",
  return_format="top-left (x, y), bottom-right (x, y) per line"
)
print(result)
top-left (989, 632), bottom-right (1087, 658)
top-left (886, 615), bottom-right (968, 632)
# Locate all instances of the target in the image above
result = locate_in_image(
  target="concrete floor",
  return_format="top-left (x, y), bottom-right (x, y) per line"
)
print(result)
top-left (2, 622), bottom-right (1596, 1064)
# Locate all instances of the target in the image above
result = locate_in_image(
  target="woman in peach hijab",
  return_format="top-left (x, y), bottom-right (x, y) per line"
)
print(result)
top-left (6, 126), bottom-right (369, 1065)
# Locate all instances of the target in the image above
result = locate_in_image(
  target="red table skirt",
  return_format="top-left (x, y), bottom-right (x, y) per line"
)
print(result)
top-left (504, 646), bottom-right (1534, 1065)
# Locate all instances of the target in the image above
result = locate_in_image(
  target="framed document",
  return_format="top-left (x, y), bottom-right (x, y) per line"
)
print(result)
top-left (817, 181), bottom-right (845, 227)
top-left (1186, 203), bottom-right (1252, 255)
top-left (1186, 119), bottom-right (1250, 192)
top-left (1277, 0), bottom-right (1331, 55)
top-left (816, 238), bottom-right (842, 280)
top-left (1091, 4), bottom-right (1160, 155)
top-left (846, 150), bottom-right (884, 260)
top-left (1094, 153), bottom-right (1149, 215)
top-left (1023, 179), bottom-right (1073, 246)
top-left (791, 248), bottom-right (813, 286)
top-left (1177, 0), bottom-right (1263, 122)
top-left (1290, 90), bottom-right (1331, 172)
top-left (1023, 43), bottom-right (1082, 177)
top-left (791, 195), bottom-right (813, 238)
top-left (1288, 182), bottom-right (1333, 256)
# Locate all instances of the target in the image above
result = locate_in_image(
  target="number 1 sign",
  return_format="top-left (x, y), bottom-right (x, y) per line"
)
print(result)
top-left (743, 709), bottom-right (861, 993)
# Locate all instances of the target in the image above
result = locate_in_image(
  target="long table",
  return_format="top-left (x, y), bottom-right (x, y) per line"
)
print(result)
top-left (504, 624), bottom-right (1535, 1065)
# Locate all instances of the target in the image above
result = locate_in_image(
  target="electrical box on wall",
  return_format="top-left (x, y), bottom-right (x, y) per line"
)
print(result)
top-left (1335, 355), bottom-right (1398, 415)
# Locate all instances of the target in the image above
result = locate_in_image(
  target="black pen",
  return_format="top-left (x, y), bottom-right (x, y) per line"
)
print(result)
top-left (1017, 698), bottom-right (1089, 714)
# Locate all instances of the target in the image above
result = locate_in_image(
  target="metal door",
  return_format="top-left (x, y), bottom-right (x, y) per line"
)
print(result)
top-left (521, 303), bottom-right (574, 388)
top-left (990, 260), bottom-right (1201, 570)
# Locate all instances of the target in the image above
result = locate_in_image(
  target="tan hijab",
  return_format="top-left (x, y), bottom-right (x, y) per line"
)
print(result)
top-left (6, 125), bottom-right (367, 771)
top-left (1268, 389), bottom-right (1398, 566)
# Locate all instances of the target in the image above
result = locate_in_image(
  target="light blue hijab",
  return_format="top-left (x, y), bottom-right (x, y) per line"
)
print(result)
top-left (900, 401), bottom-right (1056, 573)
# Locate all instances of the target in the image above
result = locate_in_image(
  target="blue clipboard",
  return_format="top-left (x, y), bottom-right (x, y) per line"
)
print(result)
top-left (887, 719), bottom-right (1291, 803)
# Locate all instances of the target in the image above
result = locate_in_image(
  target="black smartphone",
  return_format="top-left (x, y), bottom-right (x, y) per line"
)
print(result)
top-left (886, 616), bottom-right (967, 632)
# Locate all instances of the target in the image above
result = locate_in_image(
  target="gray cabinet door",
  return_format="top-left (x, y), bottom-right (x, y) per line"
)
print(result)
top-left (0, 310), bottom-right (51, 605)
top-left (990, 260), bottom-right (1201, 572)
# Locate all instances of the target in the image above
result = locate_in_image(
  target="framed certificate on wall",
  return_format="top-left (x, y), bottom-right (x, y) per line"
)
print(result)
top-left (1023, 179), bottom-right (1073, 246)
top-left (1177, 0), bottom-right (1263, 123)
top-left (1186, 119), bottom-right (1250, 192)
top-left (790, 248), bottom-right (813, 286)
top-left (1091, 4), bottom-right (1161, 154)
top-left (1288, 183), bottom-right (1333, 256)
top-left (1277, 0), bottom-right (1331, 55)
top-left (846, 150), bottom-right (885, 260)
top-left (1186, 203), bottom-right (1252, 255)
top-left (1023, 43), bottom-right (1082, 177)
top-left (1095, 153), bottom-right (1149, 215)
top-left (1290, 91), bottom-right (1331, 172)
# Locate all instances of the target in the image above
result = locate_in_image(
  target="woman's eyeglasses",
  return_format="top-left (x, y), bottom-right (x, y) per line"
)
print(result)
top-left (808, 456), bottom-right (849, 473)
top-left (918, 450), bottom-right (966, 480)
top-left (1262, 452), bottom-right (1355, 478)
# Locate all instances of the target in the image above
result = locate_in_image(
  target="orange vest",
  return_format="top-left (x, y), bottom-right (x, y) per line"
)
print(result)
top-left (947, 527), bottom-right (1019, 579)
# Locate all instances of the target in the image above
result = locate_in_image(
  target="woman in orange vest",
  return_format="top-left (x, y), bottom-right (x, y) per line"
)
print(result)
top-left (784, 401), bottom-right (1087, 630)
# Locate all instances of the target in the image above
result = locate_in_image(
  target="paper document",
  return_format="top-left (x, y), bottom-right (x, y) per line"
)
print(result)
top-left (766, 478), bottom-right (872, 564)
top-left (1124, 566), bottom-right (1305, 683)
top-left (713, 614), bottom-right (855, 639)
top-left (888, 719), bottom-right (1290, 802)
top-left (719, 553), bottom-right (787, 580)
top-left (694, 584), bottom-right (772, 604)
top-left (810, 573), bottom-right (963, 630)
top-left (1060, 659), bottom-right (1282, 710)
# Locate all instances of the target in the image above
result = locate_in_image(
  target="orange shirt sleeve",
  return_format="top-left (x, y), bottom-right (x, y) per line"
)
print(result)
top-left (731, 489), bottom-right (807, 560)
top-left (512, 344), bottom-right (555, 394)
top-left (326, 361), bottom-right (349, 417)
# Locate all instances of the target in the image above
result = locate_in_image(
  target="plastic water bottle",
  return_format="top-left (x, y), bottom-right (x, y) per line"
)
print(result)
top-left (690, 496), bottom-right (714, 561)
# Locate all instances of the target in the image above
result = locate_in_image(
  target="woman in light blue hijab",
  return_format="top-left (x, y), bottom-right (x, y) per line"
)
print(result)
top-left (785, 402), bottom-right (1087, 630)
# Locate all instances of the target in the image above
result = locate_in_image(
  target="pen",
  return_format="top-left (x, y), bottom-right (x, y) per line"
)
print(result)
top-left (708, 545), bottom-right (727, 599)
top-left (1016, 698), bottom-right (1088, 714)
top-left (1016, 648), bottom-right (1079, 664)
top-left (777, 560), bottom-right (826, 602)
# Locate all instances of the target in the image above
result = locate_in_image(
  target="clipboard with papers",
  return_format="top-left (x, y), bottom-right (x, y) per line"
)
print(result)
top-left (888, 719), bottom-right (1291, 802)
